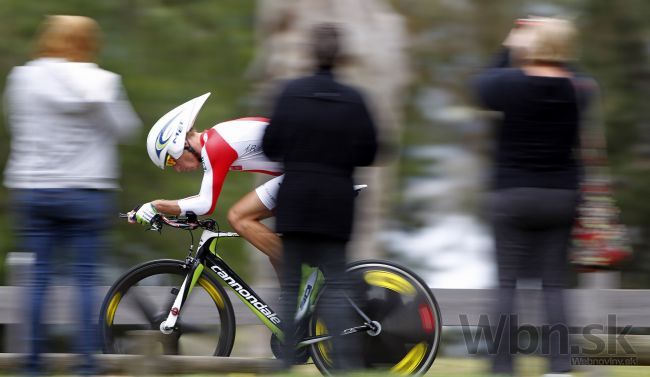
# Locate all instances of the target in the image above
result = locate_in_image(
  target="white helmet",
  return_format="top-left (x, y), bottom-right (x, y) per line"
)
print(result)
top-left (146, 93), bottom-right (211, 169)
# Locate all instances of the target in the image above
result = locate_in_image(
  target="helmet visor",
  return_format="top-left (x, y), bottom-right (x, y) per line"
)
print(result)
top-left (165, 154), bottom-right (177, 167)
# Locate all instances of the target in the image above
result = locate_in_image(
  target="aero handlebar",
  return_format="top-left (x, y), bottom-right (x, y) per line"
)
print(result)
top-left (119, 212), bottom-right (222, 233)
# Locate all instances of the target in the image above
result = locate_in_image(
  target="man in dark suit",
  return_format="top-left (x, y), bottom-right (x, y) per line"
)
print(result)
top-left (262, 23), bottom-right (378, 371)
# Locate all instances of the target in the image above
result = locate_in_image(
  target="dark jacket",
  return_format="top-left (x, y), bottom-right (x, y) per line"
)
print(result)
top-left (473, 49), bottom-right (585, 190)
top-left (262, 69), bottom-right (378, 240)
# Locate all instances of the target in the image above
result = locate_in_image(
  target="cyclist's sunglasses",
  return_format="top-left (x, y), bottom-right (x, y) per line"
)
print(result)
top-left (165, 143), bottom-right (201, 167)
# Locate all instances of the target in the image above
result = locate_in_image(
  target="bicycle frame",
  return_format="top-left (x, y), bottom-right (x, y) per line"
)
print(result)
top-left (159, 229), bottom-right (344, 346)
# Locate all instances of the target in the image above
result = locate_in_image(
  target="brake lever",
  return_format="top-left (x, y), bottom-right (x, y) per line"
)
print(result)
top-left (149, 214), bottom-right (163, 233)
top-left (148, 225), bottom-right (162, 233)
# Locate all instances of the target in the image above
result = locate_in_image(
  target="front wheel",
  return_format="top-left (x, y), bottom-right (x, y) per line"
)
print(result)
top-left (99, 259), bottom-right (236, 356)
top-left (309, 260), bottom-right (442, 375)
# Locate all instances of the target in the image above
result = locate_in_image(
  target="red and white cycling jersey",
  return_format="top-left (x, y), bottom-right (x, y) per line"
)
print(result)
top-left (177, 118), bottom-right (282, 216)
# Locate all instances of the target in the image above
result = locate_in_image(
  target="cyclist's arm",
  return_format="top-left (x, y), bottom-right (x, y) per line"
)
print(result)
top-left (177, 130), bottom-right (238, 216)
top-left (150, 199), bottom-right (182, 216)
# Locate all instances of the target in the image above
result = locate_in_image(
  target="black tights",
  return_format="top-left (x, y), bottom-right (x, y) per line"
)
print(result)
top-left (490, 187), bottom-right (578, 374)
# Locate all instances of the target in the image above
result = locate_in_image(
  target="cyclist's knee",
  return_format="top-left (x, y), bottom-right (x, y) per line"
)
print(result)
top-left (228, 207), bottom-right (254, 233)
top-left (227, 207), bottom-right (242, 229)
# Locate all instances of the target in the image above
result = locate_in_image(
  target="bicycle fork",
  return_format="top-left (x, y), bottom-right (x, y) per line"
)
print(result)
top-left (159, 259), bottom-right (203, 334)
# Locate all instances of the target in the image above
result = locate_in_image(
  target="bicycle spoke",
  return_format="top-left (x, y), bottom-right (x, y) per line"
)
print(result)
top-left (346, 294), bottom-right (373, 323)
top-left (177, 322), bottom-right (221, 335)
top-left (128, 287), bottom-right (160, 326)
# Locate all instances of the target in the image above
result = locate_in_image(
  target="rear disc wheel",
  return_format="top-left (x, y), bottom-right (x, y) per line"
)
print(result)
top-left (309, 260), bottom-right (442, 375)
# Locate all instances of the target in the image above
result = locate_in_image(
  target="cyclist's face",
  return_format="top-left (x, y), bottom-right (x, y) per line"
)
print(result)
top-left (172, 150), bottom-right (201, 172)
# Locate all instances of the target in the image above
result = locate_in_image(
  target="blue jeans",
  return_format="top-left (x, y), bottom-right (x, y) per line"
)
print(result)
top-left (12, 189), bottom-right (113, 375)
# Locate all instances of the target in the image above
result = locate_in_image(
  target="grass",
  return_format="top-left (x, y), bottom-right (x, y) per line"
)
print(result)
top-left (240, 357), bottom-right (650, 377)
top-left (2, 356), bottom-right (650, 376)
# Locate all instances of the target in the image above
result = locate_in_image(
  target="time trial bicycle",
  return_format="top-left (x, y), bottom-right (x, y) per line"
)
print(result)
top-left (99, 210), bottom-right (442, 375)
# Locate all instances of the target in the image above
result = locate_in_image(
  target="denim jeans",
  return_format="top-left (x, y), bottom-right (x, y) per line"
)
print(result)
top-left (12, 189), bottom-right (113, 375)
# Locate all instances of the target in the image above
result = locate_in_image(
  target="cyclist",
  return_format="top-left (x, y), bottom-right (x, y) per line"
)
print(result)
top-left (128, 93), bottom-right (283, 275)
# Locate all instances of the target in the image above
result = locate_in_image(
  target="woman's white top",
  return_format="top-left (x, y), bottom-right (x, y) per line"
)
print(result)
top-left (3, 58), bottom-right (142, 189)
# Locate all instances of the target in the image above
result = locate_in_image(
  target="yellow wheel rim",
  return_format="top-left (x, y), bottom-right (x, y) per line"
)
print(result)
top-left (364, 270), bottom-right (416, 296)
top-left (198, 276), bottom-right (225, 309)
top-left (391, 342), bottom-right (428, 375)
top-left (105, 292), bottom-right (122, 325)
top-left (315, 319), bottom-right (333, 366)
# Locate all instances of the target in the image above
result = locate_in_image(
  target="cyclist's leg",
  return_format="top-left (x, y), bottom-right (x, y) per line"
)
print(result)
top-left (227, 176), bottom-right (282, 275)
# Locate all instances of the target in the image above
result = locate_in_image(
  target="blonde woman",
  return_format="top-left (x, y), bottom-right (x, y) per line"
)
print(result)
top-left (474, 18), bottom-right (589, 377)
top-left (3, 15), bottom-right (141, 375)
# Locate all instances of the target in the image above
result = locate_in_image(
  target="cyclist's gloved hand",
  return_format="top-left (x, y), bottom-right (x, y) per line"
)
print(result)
top-left (132, 202), bottom-right (159, 225)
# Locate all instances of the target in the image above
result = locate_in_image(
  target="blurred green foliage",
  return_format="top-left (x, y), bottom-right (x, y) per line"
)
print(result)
top-left (391, 0), bottom-right (650, 287)
top-left (0, 0), bottom-right (259, 283)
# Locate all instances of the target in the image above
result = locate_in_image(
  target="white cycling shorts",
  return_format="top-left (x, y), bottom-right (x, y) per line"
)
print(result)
top-left (255, 174), bottom-right (284, 210)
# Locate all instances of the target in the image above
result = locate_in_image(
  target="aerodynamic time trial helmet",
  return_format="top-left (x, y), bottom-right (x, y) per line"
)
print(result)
top-left (146, 93), bottom-right (210, 169)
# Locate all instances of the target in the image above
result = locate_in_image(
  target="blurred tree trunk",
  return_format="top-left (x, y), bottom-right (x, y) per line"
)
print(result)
top-left (247, 0), bottom-right (411, 262)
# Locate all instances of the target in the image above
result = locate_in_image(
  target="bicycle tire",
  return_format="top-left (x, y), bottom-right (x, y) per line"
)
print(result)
top-left (99, 259), bottom-right (236, 356)
top-left (309, 260), bottom-right (442, 375)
